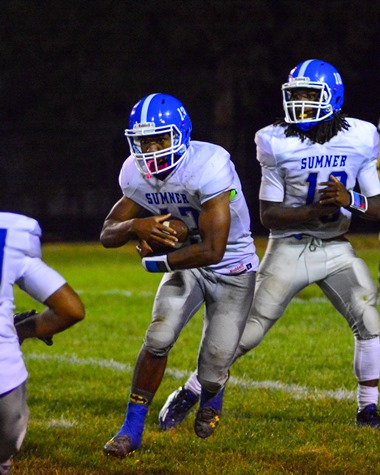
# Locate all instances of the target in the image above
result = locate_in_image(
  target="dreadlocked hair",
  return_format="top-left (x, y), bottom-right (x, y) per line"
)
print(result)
top-left (274, 113), bottom-right (350, 144)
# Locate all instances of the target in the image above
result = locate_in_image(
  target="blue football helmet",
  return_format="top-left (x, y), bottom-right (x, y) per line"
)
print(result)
top-left (125, 93), bottom-right (192, 177)
top-left (282, 59), bottom-right (344, 131)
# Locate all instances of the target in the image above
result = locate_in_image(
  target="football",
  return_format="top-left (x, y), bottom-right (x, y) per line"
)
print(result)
top-left (149, 218), bottom-right (189, 253)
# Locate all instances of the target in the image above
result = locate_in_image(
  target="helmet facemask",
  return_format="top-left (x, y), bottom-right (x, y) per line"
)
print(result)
top-left (125, 93), bottom-right (192, 177)
top-left (282, 79), bottom-right (334, 131)
top-left (125, 122), bottom-right (188, 178)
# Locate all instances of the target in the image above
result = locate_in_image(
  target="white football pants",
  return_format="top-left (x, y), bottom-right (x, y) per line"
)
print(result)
top-left (144, 267), bottom-right (256, 392)
top-left (236, 236), bottom-right (380, 360)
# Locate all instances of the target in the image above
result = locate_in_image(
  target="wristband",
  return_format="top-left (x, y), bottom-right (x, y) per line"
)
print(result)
top-left (142, 254), bottom-right (172, 273)
top-left (349, 190), bottom-right (368, 213)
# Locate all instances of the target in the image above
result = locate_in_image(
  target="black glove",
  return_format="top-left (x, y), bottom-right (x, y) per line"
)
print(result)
top-left (14, 310), bottom-right (54, 346)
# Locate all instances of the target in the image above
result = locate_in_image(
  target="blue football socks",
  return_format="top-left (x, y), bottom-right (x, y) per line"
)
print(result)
top-left (116, 401), bottom-right (149, 448)
top-left (200, 386), bottom-right (225, 411)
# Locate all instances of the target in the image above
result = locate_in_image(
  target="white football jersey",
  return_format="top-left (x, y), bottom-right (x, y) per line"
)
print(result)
top-left (256, 118), bottom-right (380, 238)
top-left (119, 141), bottom-right (259, 274)
top-left (0, 213), bottom-right (66, 395)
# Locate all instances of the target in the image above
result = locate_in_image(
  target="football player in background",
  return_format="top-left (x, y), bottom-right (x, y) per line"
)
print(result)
top-left (0, 212), bottom-right (85, 474)
top-left (159, 59), bottom-right (380, 432)
top-left (100, 93), bottom-right (259, 457)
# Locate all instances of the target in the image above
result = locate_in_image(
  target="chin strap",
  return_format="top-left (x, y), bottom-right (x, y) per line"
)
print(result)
top-left (142, 255), bottom-right (172, 273)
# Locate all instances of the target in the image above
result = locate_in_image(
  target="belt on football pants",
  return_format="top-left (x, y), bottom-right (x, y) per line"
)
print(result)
top-left (291, 233), bottom-right (347, 242)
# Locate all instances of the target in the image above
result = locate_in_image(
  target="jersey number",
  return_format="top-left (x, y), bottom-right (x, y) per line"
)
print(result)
top-left (306, 171), bottom-right (348, 222)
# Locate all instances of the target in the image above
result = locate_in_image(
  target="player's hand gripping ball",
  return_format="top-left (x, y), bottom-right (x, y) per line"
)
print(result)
top-left (149, 218), bottom-right (189, 254)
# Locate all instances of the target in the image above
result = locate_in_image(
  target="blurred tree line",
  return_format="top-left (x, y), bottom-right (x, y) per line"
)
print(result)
top-left (0, 0), bottom-right (379, 240)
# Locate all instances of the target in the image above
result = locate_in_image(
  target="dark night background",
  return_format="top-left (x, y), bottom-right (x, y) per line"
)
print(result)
top-left (0, 0), bottom-right (379, 240)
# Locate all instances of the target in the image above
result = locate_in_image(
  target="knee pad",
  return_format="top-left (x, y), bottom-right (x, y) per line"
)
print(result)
top-left (362, 305), bottom-right (380, 336)
top-left (0, 417), bottom-right (27, 463)
top-left (346, 258), bottom-right (380, 337)
top-left (0, 384), bottom-right (28, 462)
top-left (144, 321), bottom-right (176, 357)
top-left (236, 318), bottom-right (266, 358)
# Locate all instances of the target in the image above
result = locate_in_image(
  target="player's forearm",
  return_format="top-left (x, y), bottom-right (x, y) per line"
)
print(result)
top-left (100, 218), bottom-right (136, 247)
top-left (260, 204), bottom-right (326, 229)
top-left (35, 308), bottom-right (82, 336)
top-left (17, 311), bottom-right (80, 343)
top-left (167, 243), bottom-right (224, 270)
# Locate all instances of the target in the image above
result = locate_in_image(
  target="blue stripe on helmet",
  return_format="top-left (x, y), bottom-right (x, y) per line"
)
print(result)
top-left (297, 59), bottom-right (314, 77)
top-left (140, 94), bottom-right (158, 122)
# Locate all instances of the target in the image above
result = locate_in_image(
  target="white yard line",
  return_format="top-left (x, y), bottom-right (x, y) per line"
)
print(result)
top-left (77, 289), bottom-right (330, 303)
top-left (26, 353), bottom-right (355, 402)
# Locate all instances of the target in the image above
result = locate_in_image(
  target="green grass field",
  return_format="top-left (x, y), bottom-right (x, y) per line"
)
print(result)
top-left (11, 234), bottom-right (380, 474)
